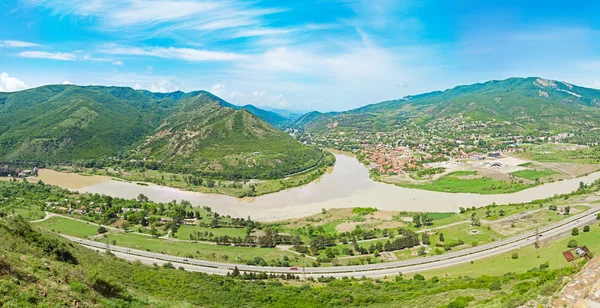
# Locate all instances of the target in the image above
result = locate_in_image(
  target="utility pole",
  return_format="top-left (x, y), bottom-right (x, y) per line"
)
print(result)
top-left (535, 227), bottom-right (540, 249)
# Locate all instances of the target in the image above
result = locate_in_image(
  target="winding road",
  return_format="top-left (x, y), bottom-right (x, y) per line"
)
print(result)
top-left (65, 205), bottom-right (600, 278)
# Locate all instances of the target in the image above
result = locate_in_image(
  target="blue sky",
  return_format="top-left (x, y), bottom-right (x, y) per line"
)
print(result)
top-left (1, 0), bottom-right (599, 111)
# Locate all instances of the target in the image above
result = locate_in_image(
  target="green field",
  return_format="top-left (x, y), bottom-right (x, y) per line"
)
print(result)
top-left (518, 143), bottom-right (600, 164)
top-left (33, 216), bottom-right (300, 265)
top-left (103, 232), bottom-right (300, 265)
top-left (418, 225), bottom-right (600, 278)
top-left (11, 205), bottom-right (46, 220)
top-left (174, 224), bottom-right (248, 240)
top-left (510, 169), bottom-right (559, 181)
top-left (33, 216), bottom-right (100, 238)
top-left (396, 171), bottom-right (534, 194)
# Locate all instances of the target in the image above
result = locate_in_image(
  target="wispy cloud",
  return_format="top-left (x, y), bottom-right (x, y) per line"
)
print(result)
top-left (17, 51), bottom-right (77, 61)
top-left (1, 40), bottom-right (41, 48)
top-left (101, 46), bottom-right (247, 61)
top-left (31, 0), bottom-right (286, 38)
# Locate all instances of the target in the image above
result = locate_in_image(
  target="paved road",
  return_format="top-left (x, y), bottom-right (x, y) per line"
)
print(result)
top-left (66, 205), bottom-right (600, 278)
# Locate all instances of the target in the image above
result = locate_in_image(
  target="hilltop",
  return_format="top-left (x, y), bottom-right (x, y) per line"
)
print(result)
top-left (0, 85), bottom-right (323, 180)
top-left (295, 77), bottom-right (600, 133)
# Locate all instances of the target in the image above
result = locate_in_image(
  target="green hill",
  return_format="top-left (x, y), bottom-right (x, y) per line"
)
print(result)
top-left (0, 85), bottom-right (322, 180)
top-left (295, 77), bottom-right (600, 133)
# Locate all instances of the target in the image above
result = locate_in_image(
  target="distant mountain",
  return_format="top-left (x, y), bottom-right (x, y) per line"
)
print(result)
top-left (294, 77), bottom-right (600, 133)
top-left (0, 85), bottom-right (323, 179)
top-left (232, 104), bottom-right (289, 127)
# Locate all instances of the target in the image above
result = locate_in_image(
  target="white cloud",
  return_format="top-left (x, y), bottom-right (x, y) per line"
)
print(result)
top-left (235, 28), bottom-right (296, 38)
top-left (102, 46), bottom-right (246, 61)
top-left (150, 78), bottom-right (179, 93)
top-left (17, 51), bottom-right (77, 61)
top-left (112, 61), bottom-right (124, 66)
top-left (0, 73), bottom-right (27, 92)
top-left (31, 0), bottom-right (286, 39)
top-left (134, 83), bottom-right (142, 90)
top-left (1, 40), bottom-right (41, 48)
top-left (62, 81), bottom-right (72, 85)
top-left (209, 83), bottom-right (288, 108)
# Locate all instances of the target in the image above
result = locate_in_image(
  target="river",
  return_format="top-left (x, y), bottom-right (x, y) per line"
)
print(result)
top-left (35, 152), bottom-right (600, 221)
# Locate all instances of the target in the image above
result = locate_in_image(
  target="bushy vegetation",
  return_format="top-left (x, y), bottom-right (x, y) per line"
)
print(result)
top-left (0, 215), bottom-right (581, 307)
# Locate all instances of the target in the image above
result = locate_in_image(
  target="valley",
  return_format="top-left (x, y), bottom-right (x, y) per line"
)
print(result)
top-left (3, 77), bottom-right (600, 307)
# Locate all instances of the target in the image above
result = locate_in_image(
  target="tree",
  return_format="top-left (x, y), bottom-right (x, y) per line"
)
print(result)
top-left (439, 233), bottom-right (445, 243)
top-left (583, 225), bottom-right (591, 232)
top-left (421, 233), bottom-right (430, 245)
top-left (373, 249), bottom-right (380, 257)
top-left (597, 213), bottom-right (600, 220)
top-left (150, 225), bottom-right (159, 238)
top-left (413, 214), bottom-right (422, 228)
top-left (572, 228), bottom-right (579, 236)
top-left (567, 239), bottom-right (578, 248)
top-left (231, 266), bottom-right (240, 277)
top-left (564, 206), bottom-right (571, 215)
top-left (137, 193), bottom-right (149, 203)
top-left (498, 210), bottom-right (505, 217)
top-left (97, 226), bottom-right (107, 234)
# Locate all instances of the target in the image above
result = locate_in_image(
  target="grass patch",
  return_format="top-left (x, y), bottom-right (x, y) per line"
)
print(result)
top-left (510, 169), bottom-right (559, 181)
top-left (418, 225), bottom-right (600, 278)
top-left (398, 171), bottom-right (533, 194)
top-left (33, 216), bottom-right (100, 238)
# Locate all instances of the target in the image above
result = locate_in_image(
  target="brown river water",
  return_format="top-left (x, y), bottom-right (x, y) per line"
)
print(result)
top-left (34, 152), bottom-right (600, 221)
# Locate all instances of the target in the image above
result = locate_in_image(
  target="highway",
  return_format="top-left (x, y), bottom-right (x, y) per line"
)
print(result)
top-left (67, 206), bottom-right (600, 278)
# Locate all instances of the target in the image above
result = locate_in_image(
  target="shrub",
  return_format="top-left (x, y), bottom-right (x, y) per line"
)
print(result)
top-left (583, 225), bottom-right (590, 232)
top-left (489, 281), bottom-right (501, 290)
top-left (572, 228), bottom-right (579, 236)
top-left (413, 274), bottom-right (425, 281)
top-left (511, 252), bottom-right (519, 259)
top-left (568, 239), bottom-right (578, 248)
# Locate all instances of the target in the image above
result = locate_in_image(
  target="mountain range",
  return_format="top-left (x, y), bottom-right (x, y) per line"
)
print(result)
top-left (2, 77), bottom-right (599, 179)
top-left (293, 77), bottom-right (600, 133)
top-left (0, 85), bottom-right (322, 180)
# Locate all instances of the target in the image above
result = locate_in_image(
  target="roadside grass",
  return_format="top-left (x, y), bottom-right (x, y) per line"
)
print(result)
top-left (510, 169), bottom-right (560, 181)
top-left (33, 216), bottom-right (301, 265)
top-left (518, 162), bottom-right (534, 167)
top-left (417, 225), bottom-right (600, 278)
top-left (34, 216), bottom-right (100, 238)
top-left (102, 232), bottom-right (301, 265)
top-left (397, 171), bottom-right (534, 194)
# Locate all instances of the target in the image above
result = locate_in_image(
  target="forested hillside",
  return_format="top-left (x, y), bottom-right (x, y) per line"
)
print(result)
top-left (295, 77), bottom-right (600, 133)
top-left (0, 85), bottom-right (321, 180)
